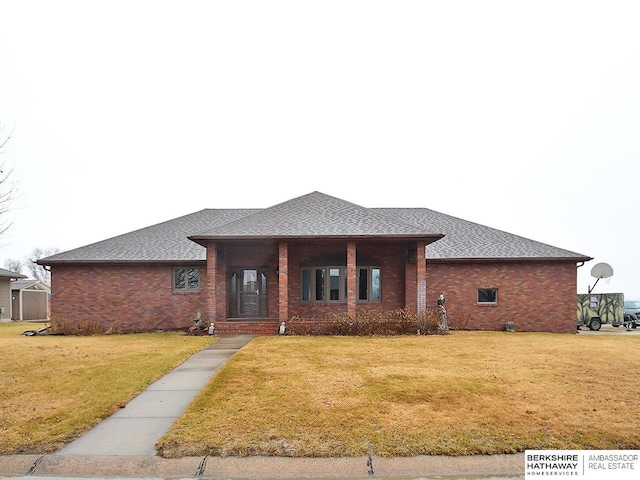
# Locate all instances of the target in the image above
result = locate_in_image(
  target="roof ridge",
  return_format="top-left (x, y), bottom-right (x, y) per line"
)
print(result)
top-left (190, 191), bottom-right (439, 239)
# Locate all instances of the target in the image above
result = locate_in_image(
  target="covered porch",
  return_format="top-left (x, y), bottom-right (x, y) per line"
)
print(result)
top-left (202, 238), bottom-right (433, 335)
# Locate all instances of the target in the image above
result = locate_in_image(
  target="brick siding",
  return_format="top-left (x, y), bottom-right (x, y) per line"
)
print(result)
top-left (426, 261), bottom-right (578, 333)
top-left (49, 245), bottom-right (579, 334)
top-left (50, 264), bottom-right (205, 331)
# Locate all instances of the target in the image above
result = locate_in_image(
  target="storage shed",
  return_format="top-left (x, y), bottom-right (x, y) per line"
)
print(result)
top-left (0, 268), bottom-right (26, 322)
top-left (11, 279), bottom-right (51, 322)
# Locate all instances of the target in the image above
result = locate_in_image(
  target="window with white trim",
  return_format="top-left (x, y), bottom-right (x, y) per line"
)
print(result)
top-left (477, 288), bottom-right (498, 304)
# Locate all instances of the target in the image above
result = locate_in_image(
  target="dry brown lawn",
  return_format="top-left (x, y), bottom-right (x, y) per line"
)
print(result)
top-left (0, 322), bottom-right (214, 454)
top-left (158, 332), bottom-right (640, 458)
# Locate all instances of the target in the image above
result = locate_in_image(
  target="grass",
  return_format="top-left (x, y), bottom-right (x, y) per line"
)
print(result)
top-left (3, 323), bottom-right (639, 459)
top-left (0, 322), bottom-right (214, 454)
top-left (157, 332), bottom-right (640, 458)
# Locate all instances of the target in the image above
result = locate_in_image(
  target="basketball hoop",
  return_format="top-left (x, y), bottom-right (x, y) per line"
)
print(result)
top-left (588, 262), bottom-right (613, 294)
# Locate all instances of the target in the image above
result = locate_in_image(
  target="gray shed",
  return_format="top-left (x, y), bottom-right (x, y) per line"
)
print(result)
top-left (11, 279), bottom-right (50, 321)
top-left (0, 268), bottom-right (26, 322)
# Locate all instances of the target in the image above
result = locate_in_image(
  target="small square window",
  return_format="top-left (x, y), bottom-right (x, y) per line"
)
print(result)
top-left (174, 267), bottom-right (200, 291)
top-left (478, 288), bottom-right (498, 304)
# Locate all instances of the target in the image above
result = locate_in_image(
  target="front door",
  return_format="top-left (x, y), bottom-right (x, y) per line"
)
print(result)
top-left (229, 268), bottom-right (268, 318)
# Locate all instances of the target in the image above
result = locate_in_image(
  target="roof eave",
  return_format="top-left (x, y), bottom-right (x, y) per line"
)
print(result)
top-left (188, 234), bottom-right (444, 246)
top-left (0, 273), bottom-right (27, 279)
top-left (427, 255), bottom-right (594, 264)
top-left (38, 259), bottom-right (207, 266)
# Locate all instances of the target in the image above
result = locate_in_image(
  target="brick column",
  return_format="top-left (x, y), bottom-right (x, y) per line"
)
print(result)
top-left (278, 242), bottom-right (289, 322)
top-left (347, 241), bottom-right (356, 316)
top-left (405, 241), bottom-right (427, 314)
top-left (206, 242), bottom-right (217, 322)
top-left (416, 241), bottom-right (427, 315)
top-left (405, 244), bottom-right (417, 312)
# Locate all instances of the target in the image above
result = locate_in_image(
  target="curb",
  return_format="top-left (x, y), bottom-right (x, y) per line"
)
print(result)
top-left (0, 453), bottom-right (525, 479)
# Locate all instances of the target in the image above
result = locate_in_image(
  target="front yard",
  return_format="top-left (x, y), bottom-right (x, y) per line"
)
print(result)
top-left (2, 322), bottom-right (639, 458)
top-left (157, 332), bottom-right (640, 457)
top-left (0, 322), bottom-right (214, 454)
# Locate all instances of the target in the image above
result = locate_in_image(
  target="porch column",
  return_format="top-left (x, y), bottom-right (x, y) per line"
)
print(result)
top-left (347, 241), bottom-right (356, 316)
top-left (416, 241), bottom-right (427, 315)
top-left (278, 241), bottom-right (289, 322)
top-left (405, 241), bottom-right (427, 315)
top-left (206, 242), bottom-right (217, 322)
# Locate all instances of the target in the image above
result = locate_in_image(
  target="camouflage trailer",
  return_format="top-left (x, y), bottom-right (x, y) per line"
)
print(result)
top-left (577, 293), bottom-right (624, 331)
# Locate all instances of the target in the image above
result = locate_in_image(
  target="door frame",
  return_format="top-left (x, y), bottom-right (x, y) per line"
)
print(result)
top-left (228, 267), bottom-right (269, 318)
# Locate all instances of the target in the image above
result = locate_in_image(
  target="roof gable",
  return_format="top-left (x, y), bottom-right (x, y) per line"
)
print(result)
top-left (190, 191), bottom-right (441, 240)
top-left (12, 279), bottom-right (51, 292)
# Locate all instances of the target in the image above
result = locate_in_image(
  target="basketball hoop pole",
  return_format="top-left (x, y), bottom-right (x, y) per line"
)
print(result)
top-left (588, 278), bottom-right (601, 294)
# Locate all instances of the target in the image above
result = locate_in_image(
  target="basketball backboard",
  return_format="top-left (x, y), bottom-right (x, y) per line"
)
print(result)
top-left (588, 262), bottom-right (614, 294)
top-left (590, 262), bottom-right (613, 279)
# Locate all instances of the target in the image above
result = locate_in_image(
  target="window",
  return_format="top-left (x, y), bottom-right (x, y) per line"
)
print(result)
top-left (358, 267), bottom-right (381, 302)
top-left (329, 268), bottom-right (341, 300)
top-left (478, 288), bottom-right (498, 304)
top-left (173, 267), bottom-right (200, 291)
top-left (301, 270), bottom-right (311, 301)
top-left (315, 268), bottom-right (326, 301)
top-left (302, 267), bottom-right (346, 302)
top-left (301, 266), bottom-right (380, 303)
top-left (358, 268), bottom-right (368, 300)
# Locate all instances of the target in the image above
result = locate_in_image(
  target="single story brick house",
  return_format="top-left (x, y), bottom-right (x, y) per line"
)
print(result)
top-left (39, 191), bottom-right (591, 334)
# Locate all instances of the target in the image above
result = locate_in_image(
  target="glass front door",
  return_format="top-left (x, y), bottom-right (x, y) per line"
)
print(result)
top-left (228, 268), bottom-right (268, 318)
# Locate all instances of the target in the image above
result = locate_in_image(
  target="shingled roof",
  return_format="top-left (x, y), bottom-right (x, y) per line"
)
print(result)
top-left (39, 209), bottom-right (258, 264)
top-left (39, 191), bottom-right (590, 264)
top-left (189, 192), bottom-right (442, 241)
top-left (0, 267), bottom-right (27, 279)
top-left (379, 208), bottom-right (590, 262)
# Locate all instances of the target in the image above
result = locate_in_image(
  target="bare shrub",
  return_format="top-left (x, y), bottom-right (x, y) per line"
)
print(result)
top-left (416, 308), bottom-right (443, 334)
top-left (285, 308), bottom-right (446, 336)
top-left (50, 318), bottom-right (106, 335)
top-left (448, 314), bottom-right (472, 331)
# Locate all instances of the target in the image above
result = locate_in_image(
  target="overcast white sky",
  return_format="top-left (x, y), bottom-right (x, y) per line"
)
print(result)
top-left (1, 0), bottom-right (639, 298)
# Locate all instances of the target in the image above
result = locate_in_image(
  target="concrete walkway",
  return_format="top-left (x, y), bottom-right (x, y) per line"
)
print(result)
top-left (59, 335), bottom-right (255, 457)
top-left (0, 334), bottom-right (525, 479)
